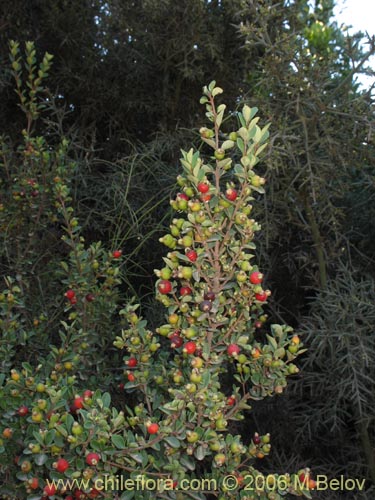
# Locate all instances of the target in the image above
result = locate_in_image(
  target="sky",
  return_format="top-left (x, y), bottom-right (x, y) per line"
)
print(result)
top-left (333, 0), bottom-right (375, 88)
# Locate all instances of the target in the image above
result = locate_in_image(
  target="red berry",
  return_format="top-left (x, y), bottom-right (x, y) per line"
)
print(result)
top-left (253, 433), bottom-right (261, 445)
top-left (127, 357), bottom-right (138, 368)
top-left (72, 396), bottom-right (84, 410)
top-left (250, 272), bottom-right (263, 285)
top-left (197, 182), bottom-right (209, 194)
top-left (127, 373), bottom-right (135, 382)
top-left (204, 291), bottom-right (216, 301)
top-left (254, 321), bottom-right (262, 329)
top-left (69, 296), bottom-right (77, 305)
top-left (186, 249), bottom-right (198, 262)
top-left (227, 396), bottom-right (236, 406)
top-left (170, 333), bottom-right (183, 348)
top-left (74, 489), bottom-right (85, 499)
top-left (147, 423), bottom-right (159, 434)
top-left (112, 249), bottom-right (122, 258)
top-left (200, 193), bottom-right (211, 202)
top-left (44, 484), bottom-right (57, 497)
top-left (86, 452), bottom-right (100, 466)
top-left (180, 286), bottom-right (192, 296)
top-left (177, 193), bottom-right (189, 200)
top-left (28, 477), bottom-right (39, 490)
top-left (65, 289), bottom-right (75, 300)
top-left (85, 293), bottom-right (95, 302)
top-left (88, 489), bottom-right (100, 499)
top-left (83, 389), bottom-right (93, 399)
top-left (158, 280), bottom-right (172, 294)
top-left (225, 188), bottom-right (238, 201)
top-left (118, 382), bottom-right (125, 390)
top-left (255, 291), bottom-right (267, 302)
top-left (227, 344), bottom-right (241, 357)
top-left (183, 341), bottom-right (197, 355)
top-left (17, 405), bottom-right (29, 417)
top-left (199, 300), bottom-right (212, 312)
top-left (55, 458), bottom-right (69, 473)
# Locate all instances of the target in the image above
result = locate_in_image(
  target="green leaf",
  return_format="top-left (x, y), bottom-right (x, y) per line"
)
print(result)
top-left (164, 436), bottom-right (180, 448)
top-left (212, 87), bottom-right (223, 97)
top-left (34, 453), bottom-right (48, 466)
top-left (111, 434), bottom-right (126, 449)
top-left (102, 392), bottom-right (111, 408)
top-left (180, 455), bottom-right (196, 471)
top-left (45, 430), bottom-right (56, 445)
top-left (194, 445), bottom-right (206, 460)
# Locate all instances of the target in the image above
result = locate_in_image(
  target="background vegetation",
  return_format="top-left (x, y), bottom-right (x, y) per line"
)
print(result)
top-left (0, 0), bottom-right (374, 498)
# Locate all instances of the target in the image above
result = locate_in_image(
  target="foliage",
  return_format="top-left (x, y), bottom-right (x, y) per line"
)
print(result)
top-left (0, 45), bottom-right (311, 500)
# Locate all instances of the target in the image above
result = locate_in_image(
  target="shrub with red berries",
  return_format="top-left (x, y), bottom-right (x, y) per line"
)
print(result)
top-left (0, 48), bottom-right (308, 500)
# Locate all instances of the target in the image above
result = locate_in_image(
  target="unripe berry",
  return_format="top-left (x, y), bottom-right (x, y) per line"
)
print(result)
top-left (214, 149), bottom-right (225, 160)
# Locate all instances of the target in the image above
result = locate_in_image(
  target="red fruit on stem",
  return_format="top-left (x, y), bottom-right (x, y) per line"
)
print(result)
top-left (55, 458), bottom-right (69, 473)
top-left (204, 291), bottom-right (216, 301)
top-left (85, 293), bottom-right (95, 302)
top-left (227, 344), bottom-right (241, 357)
top-left (170, 334), bottom-right (183, 348)
top-left (65, 289), bottom-right (75, 300)
top-left (69, 296), bottom-right (77, 305)
top-left (72, 396), bottom-right (84, 411)
top-left (28, 477), bottom-right (39, 490)
top-left (250, 272), bottom-right (263, 285)
top-left (197, 182), bottom-right (209, 194)
top-left (112, 250), bottom-right (122, 258)
top-left (147, 423), bottom-right (159, 434)
top-left (177, 193), bottom-right (189, 200)
top-left (225, 188), bottom-right (238, 201)
top-left (86, 452), bottom-right (100, 466)
top-left (83, 389), bottom-right (93, 399)
top-left (183, 341), bottom-right (197, 355)
top-left (17, 405), bottom-right (29, 417)
top-left (199, 300), bottom-right (212, 312)
top-left (255, 291), bottom-right (268, 302)
top-left (180, 286), bottom-right (192, 296)
top-left (227, 396), bottom-right (236, 406)
top-left (200, 193), bottom-right (211, 202)
top-left (158, 280), bottom-right (172, 294)
top-left (44, 484), bottom-right (57, 497)
top-left (127, 373), bottom-right (135, 382)
top-left (253, 433), bottom-right (261, 445)
top-left (186, 249), bottom-right (198, 262)
top-left (127, 357), bottom-right (138, 368)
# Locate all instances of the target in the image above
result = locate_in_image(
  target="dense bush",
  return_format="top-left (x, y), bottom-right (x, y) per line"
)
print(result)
top-left (0, 44), bottom-right (313, 500)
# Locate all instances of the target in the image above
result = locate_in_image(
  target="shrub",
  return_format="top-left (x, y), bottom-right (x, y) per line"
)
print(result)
top-left (0, 44), bottom-right (310, 500)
